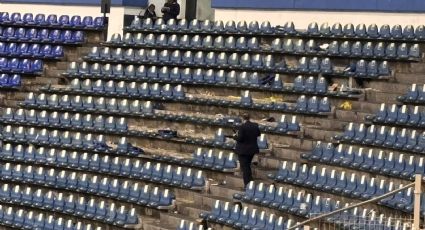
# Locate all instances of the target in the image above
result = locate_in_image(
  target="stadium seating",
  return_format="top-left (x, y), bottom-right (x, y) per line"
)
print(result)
top-left (82, 47), bottom-right (391, 79)
top-left (199, 200), bottom-right (302, 229)
top-left (267, 160), bottom-right (420, 213)
top-left (1, 11), bottom-right (424, 229)
top-left (334, 123), bottom-right (425, 154)
top-left (0, 204), bottom-right (105, 229)
top-left (0, 73), bottom-right (20, 88)
top-left (0, 12), bottom-right (104, 30)
top-left (104, 33), bottom-right (420, 61)
top-left (0, 183), bottom-right (139, 226)
top-left (126, 19), bottom-right (425, 42)
top-left (301, 142), bottom-right (424, 180)
top-left (0, 162), bottom-right (175, 210)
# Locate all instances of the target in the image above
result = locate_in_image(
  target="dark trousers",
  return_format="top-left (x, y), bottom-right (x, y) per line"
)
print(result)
top-left (238, 154), bottom-right (254, 187)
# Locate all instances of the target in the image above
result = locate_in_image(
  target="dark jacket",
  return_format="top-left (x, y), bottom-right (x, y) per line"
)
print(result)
top-left (142, 9), bottom-right (156, 19)
top-left (162, 2), bottom-right (180, 21)
top-left (234, 121), bottom-right (261, 156)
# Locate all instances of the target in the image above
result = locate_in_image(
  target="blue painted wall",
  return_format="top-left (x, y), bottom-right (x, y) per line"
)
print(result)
top-left (211, 0), bottom-right (425, 13)
top-left (1, 0), bottom-right (148, 7)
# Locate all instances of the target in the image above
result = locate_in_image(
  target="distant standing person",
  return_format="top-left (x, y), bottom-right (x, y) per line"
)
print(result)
top-left (162, 0), bottom-right (180, 22)
top-left (140, 4), bottom-right (157, 19)
top-left (232, 113), bottom-right (261, 188)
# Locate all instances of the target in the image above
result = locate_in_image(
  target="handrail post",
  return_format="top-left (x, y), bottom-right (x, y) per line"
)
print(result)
top-left (413, 174), bottom-right (422, 230)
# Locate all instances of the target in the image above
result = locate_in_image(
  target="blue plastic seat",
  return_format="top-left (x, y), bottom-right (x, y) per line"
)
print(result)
top-left (391, 25), bottom-right (403, 39)
top-left (365, 24), bottom-right (379, 38)
top-left (395, 43), bottom-right (409, 60)
top-left (343, 23), bottom-right (355, 37)
top-left (355, 24), bottom-right (367, 37)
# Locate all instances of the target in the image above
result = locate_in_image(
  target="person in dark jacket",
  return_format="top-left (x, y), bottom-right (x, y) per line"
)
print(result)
top-left (233, 113), bottom-right (261, 187)
top-left (162, 0), bottom-right (180, 22)
top-left (140, 4), bottom-right (157, 20)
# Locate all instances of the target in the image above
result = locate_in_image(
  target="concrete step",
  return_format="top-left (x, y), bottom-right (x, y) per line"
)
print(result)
top-left (394, 73), bottom-right (425, 84)
top-left (363, 81), bottom-right (410, 95)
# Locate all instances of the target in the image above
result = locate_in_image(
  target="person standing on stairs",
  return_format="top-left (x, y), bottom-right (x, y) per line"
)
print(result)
top-left (232, 113), bottom-right (261, 188)
top-left (161, 0), bottom-right (180, 22)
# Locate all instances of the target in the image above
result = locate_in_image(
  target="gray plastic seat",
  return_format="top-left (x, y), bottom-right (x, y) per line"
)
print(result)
top-left (202, 35), bottom-right (213, 48)
top-left (179, 35), bottom-right (190, 47)
top-left (247, 37), bottom-right (259, 50)
top-left (156, 34), bottom-right (167, 46)
top-left (122, 33), bottom-right (134, 45)
top-left (236, 37), bottom-right (247, 50)
top-left (167, 34), bottom-right (179, 47)
top-left (189, 19), bottom-right (201, 32)
top-left (271, 38), bottom-right (282, 51)
top-left (214, 36), bottom-right (224, 49)
top-left (190, 35), bottom-right (202, 48)
top-left (178, 19), bottom-right (188, 31)
top-left (237, 21), bottom-right (248, 33)
top-left (320, 23), bottom-right (331, 36)
top-left (109, 33), bottom-right (122, 44)
top-left (213, 20), bottom-right (224, 32)
top-left (133, 33), bottom-right (144, 45)
top-left (201, 20), bottom-right (212, 31)
top-left (225, 36), bottom-right (236, 49)
top-left (283, 39), bottom-right (294, 52)
top-left (166, 19), bottom-right (177, 31)
top-left (144, 34), bottom-right (155, 46)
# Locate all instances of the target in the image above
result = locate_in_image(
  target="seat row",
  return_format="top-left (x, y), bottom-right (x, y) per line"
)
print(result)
top-left (108, 33), bottom-right (261, 51)
top-left (366, 103), bottom-right (425, 127)
top-left (66, 70), bottom-right (342, 98)
top-left (234, 181), bottom-right (338, 217)
top-left (127, 18), bottom-right (425, 42)
top-left (269, 161), bottom-right (406, 203)
top-left (107, 33), bottom-right (420, 60)
top-left (305, 22), bottom-right (425, 40)
top-left (199, 200), bottom-right (301, 230)
top-left (127, 18), bottom-right (275, 35)
top-left (188, 148), bottom-right (237, 172)
top-left (17, 95), bottom-right (297, 139)
top-left (64, 80), bottom-right (185, 100)
top-left (0, 12), bottom-right (104, 29)
top-left (335, 123), bottom-right (425, 153)
top-left (0, 125), bottom-right (143, 155)
top-left (0, 57), bottom-right (43, 74)
top-left (0, 142), bottom-right (139, 167)
top-left (0, 42), bottom-right (63, 59)
top-left (397, 83), bottom-right (425, 104)
top-left (0, 134), bottom-right (237, 173)
top-left (273, 38), bottom-right (420, 60)
top-left (302, 142), bottom-right (424, 180)
top-left (1, 108), bottom-right (129, 133)
top-left (69, 66), bottom-right (331, 95)
top-left (0, 204), bottom-right (101, 230)
top-left (35, 85), bottom-right (332, 114)
top-left (0, 73), bottom-right (20, 88)
top-left (85, 47), bottom-right (391, 77)
top-left (0, 115), bottom-right (269, 150)
top-left (15, 94), bottom-right (301, 136)
top-left (0, 148), bottom-right (206, 189)
top-left (0, 184), bottom-right (138, 227)
top-left (0, 27), bottom-right (85, 44)
top-left (20, 88), bottom-right (302, 131)
top-left (65, 60), bottom-right (389, 82)
top-left (0, 163), bottom-right (175, 209)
